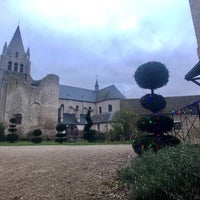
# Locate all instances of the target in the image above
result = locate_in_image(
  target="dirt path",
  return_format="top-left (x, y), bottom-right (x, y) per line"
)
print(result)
top-left (0, 145), bottom-right (135, 200)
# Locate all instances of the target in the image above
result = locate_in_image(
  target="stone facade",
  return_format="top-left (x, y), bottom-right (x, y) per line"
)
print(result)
top-left (0, 26), bottom-right (125, 135)
top-left (189, 0), bottom-right (200, 59)
top-left (0, 26), bottom-right (59, 135)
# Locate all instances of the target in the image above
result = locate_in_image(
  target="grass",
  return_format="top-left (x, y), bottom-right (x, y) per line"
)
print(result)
top-left (0, 140), bottom-right (132, 146)
top-left (118, 143), bottom-right (200, 200)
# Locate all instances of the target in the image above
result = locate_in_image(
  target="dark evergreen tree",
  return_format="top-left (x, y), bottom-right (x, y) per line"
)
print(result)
top-left (133, 61), bottom-right (180, 154)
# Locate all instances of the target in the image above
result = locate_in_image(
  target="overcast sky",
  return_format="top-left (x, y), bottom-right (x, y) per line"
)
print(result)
top-left (0, 0), bottom-right (199, 98)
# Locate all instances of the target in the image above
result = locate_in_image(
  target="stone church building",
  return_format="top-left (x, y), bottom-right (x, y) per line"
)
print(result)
top-left (0, 26), bottom-right (125, 135)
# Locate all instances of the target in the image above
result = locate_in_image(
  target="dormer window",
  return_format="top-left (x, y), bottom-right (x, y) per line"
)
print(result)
top-left (20, 64), bottom-right (24, 73)
top-left (16, 52), bottom-right (19, 58)
top-left (14, 63), bottom-right (18, 72)
top-left (8, 61), bottom-right (12, 71)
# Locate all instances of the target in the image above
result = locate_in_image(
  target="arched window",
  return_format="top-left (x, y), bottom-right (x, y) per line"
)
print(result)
top-left (8, 61), bottom-right (12, 71)
top-left (20, 64), bottom-right (24, 73)
top-left (108, 104), bottom-right (112, 112)
top-left (14, 63), bottom-right (18, 72)
top-left (99, 106), bottom-right (102, 114)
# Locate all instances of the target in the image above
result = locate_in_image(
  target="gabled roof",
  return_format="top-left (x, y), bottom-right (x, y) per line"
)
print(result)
top-left (96, 85), bottom-right (126, 101)
top-left (59, 85), bottom-right (96, 102)
top-left (59, 84), bottom-right (126, 102)
top-left (185, 61), bottom-right (200, 86)
top-left (7, 26), bottom-right (26, 58)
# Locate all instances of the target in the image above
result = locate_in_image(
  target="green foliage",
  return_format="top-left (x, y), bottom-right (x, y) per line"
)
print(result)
top-left (56, 123), bottom-right (66, 132)
top-left (6, 134), bottom-right (19, 143)
top-left (112, 110), bottom-right (139, 141)
top-left (132, 134), bottom-right (180, 154)
top-left (83, 130), bottom-right (105, 142)
top-left (0, 122), bottom-right (5, 141)
top-left (32, 129), bottom-right (42, 137)
top-left (31, 137), bottom-right (43, 143)
top-left (118, 144), bottom-right (200, 200)
top-left (32, 129), bottom-right (43, 143)
top-left (55, 123), bottom-right (67, 143)
top-left (134, 61), bottom-right (169, 91)
top-left (10, 117), bottom-right (17, 124)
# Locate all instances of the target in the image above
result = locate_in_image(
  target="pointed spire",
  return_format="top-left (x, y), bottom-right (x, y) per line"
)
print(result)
top-left (2, 42), bottom-right (7, 54)
top-left (95, 76), bottom-right (99, 91)
top-left (26, 47), bottom-right (30, 60)
top-left (7, 26), bottom-right (26, 58)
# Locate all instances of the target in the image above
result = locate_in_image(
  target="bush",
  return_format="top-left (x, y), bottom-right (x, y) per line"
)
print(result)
top-left (0, 122), bottom-right (5, 141)
top-left (32, 129), bottom-right (43, 143)
top-left (32, 129), bottom-right (42, 137)
top-left (6, 134), bottom-right (19, 143)
top-left (83, 130), bottom-right (105, 142)
top-left (118, 144), bottom-right (200, 200)
top-left (31, 137), bottom-right (43, 143)
top-left (132, 134), bottom-right (180, 154)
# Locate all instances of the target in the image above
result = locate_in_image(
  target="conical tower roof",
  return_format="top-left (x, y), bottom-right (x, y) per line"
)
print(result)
top-left (7, 26), bottom-right (26, 58)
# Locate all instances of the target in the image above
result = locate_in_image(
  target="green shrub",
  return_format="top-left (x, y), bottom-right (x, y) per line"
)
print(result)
top-left (6, 134), bottom-right (19, 143)
top-left (31, 137), bottom-right (43, 143)
top-left (55, 123), bottom-right (66, 143)
top-left (32, 129), bottom-right (42, 137)
top-left (31, 129), bottom-right (43, 143)
top-left (0, 122), bottom-right (5, 141)
top-left (118, 144), bottom-right (200, 200)
top-left (83, 130), bottom-right (105, 142)
top-left (132, 134), bottom-right (180, 154)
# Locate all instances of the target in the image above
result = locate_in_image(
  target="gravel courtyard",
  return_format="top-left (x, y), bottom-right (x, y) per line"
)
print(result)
top-left (0, 145), bottom-right (135, 200)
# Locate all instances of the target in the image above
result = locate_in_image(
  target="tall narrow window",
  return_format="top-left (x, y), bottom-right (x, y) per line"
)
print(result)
top-left (20, 64), bottom-right (24, 73)
top-left (8, 61), bottom-right (12, 71)
top-left (14, 63), bottom-right (18, 72)
top-left (16, 52), bottom-right (19, 58)
top-left (99, 106), bottom-right (102, 114)
top-left (108, 104), bottom-right (112, 112)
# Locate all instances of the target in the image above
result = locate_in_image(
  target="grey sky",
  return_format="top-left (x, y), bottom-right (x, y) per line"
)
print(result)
top-left (0, 0), bottom-right (199, 98)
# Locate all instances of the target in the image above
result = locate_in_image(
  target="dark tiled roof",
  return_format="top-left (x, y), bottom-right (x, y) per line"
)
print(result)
top-left (59, 84), bottom-right (126, 102)
top-left (96, 85), bottom-right (126, 101)
top-left (185, 61), bottom-right (200, 81)
top-left (120, 95), bottom-right (200, 114)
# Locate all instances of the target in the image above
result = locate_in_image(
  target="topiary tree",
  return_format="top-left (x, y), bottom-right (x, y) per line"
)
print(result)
top-left (6, 118), bottom-right (18, 143)
top-left (133, 61), bottom-right (180, 154)
top-left (31, 129), bottom-right (43, 143)
top-left (0, 122), bottom-right (6, 141)
top-left (55, 123), bottom-right (66, 143)
top-left (83, 109), bottom-right (94, 142)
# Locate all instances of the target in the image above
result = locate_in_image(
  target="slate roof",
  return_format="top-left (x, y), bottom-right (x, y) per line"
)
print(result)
top-left (59, 84), bottom-right (126, 102)
top-left (7, 26), bottom-right (26, 58)
top-left (185, 61), bottom-right (200, 86)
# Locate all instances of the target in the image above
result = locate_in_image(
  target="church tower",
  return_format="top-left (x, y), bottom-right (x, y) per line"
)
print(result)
top-left (0, 26), bottom-right (31, 76)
